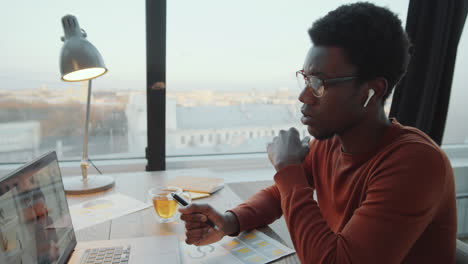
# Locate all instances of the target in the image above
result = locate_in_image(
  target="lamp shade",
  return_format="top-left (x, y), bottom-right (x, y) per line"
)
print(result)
top-left (60, 15), bottom-right (107, 82)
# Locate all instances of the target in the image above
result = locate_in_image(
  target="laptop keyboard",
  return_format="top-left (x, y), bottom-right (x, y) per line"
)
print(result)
top-left (80, 246), bottom-right (131, 264)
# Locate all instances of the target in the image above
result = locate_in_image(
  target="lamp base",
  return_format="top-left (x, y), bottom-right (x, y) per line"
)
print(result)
top-left (63, 175), bottom-right (115, 195)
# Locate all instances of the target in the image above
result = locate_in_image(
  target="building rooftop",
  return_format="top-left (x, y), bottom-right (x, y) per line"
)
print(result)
top-left (176, 104), bottom-right (302, 129)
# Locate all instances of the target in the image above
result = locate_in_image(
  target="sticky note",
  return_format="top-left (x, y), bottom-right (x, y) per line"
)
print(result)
top-left (237, 248), bottom-right (251, 254)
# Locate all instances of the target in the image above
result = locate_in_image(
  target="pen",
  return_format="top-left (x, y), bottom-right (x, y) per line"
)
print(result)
top-left (171, 192), bottom-right (216, 228)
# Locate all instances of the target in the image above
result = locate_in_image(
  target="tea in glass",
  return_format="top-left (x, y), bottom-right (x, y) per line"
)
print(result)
top-left (153, 196), bottom-right (178, 219)
top-left (147, 186), bottom-right (191, 223)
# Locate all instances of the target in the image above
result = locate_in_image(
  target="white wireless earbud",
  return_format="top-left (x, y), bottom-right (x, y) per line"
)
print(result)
top-left (363, 89), bottom-right (375, 108)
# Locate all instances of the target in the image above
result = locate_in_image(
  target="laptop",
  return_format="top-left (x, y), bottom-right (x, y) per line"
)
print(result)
top-left (0, 151), bottom-right (181, 264)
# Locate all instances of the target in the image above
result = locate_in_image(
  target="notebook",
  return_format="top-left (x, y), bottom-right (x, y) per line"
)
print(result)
top-left (168, 176), bottom-right (224, 194)
top-left (0, 151), bottom-right (181, 264)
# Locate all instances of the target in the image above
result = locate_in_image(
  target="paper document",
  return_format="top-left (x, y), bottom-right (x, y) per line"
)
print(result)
top-left (168, 176), bottom-right (224, 194)
top-left (181, 230), bottom-right (295, 264)
top-left (188, 191), bottom-right (211, 200)
top-left (69, 193), bottom-right (151, 230)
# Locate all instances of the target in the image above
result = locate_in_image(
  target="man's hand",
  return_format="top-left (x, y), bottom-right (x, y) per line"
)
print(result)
top-left (267, 127), bottom-right (310, 171)
top-left (179, 204), bottom-right (240, 246)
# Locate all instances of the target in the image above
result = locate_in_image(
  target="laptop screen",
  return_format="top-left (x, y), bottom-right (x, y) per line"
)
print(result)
top-left (0, 151), bottom-right (76, 264)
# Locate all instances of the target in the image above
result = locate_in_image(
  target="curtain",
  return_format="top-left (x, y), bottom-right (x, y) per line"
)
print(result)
top-left (389, 0), bottom-right (468, 145)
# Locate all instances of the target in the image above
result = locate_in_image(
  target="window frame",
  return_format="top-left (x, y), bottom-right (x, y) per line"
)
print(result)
top-left (145, 0), bottom-right (468, 172)
top-left (146, 0), bottom-right (166, 171)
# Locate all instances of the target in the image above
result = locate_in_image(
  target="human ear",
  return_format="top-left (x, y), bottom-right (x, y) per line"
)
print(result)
top-left (363, 77), bottom-right (388, 107)
top-left (363, 89), bottom-right (375, 107)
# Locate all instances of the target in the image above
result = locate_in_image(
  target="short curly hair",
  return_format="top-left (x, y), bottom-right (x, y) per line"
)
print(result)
top-left (308, 2), bottom-right (411, 102)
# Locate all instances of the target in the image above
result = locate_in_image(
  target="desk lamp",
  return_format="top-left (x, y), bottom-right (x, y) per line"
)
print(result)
top-left (59, 14), bottom-right (114, 194)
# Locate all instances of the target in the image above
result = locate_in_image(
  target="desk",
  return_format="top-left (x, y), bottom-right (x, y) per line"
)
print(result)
top-left (66, 170), bottom-right (300, 264)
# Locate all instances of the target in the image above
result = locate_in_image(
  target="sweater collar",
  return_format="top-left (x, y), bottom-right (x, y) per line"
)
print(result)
top-left (338, 118), bottom-right (402, 163)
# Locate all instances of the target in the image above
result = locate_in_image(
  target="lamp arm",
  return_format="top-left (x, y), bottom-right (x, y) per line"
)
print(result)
top-left (81, 79), bottom-right (92, 182)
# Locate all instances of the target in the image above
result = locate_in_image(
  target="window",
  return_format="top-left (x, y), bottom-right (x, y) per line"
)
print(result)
top-left (443, 26), bottom-right (468, 146)
top-left (441, 20), bottom-right (468, 241)
top-left (165, 0), bottom-right (409, 156)
top-left (0, 1), bottom-right (409, 167)
top-left (0, 1), bottom-right (146, 163)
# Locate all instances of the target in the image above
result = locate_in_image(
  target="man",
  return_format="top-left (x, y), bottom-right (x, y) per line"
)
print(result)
top-left (180, 2), bottom-right (457, 263)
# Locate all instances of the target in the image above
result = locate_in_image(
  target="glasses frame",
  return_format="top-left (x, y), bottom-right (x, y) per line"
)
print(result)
top-left (296, 70), bottom-right (358, 97)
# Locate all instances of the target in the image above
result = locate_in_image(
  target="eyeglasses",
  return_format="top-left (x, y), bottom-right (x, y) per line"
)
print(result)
top-left (296, 70), bottom-right (358, 97)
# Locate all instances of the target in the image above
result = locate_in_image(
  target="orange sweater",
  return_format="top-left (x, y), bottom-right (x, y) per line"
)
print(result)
top-left (231, 120), bottom-right (456, 263)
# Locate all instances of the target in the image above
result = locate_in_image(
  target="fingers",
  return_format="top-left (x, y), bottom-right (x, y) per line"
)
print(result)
top-left (185, 226), bottom-right (210, 245)
top-left (278, 127), bottom-right (299, 137)
top-left (278, 128), bottom-right (300, 141)
top-left (268, 128), bottom-right (303, 153)
top-left (180, 212), bottom-right (208, 224)
top-left (180, 210), bottom-right (216, 245)
top-left (179, 203), bottom-right (223, 234)
top-left (288, 127), bottom-right (300, 136)
top-left (266, 142), bottom-right (273, 156)
top-left (301, 136), bottom-right (311, 147)
top-left (185, 236), bottom-right (201, 245)
top-left (181, 212), bottom-right (215, 245)
top-left (185, 228), bottom-right (222, 246)
top-left (272, 136), bottom-right (279, 143)
top-left (186, 226), bottom-right (210, 240)
top-left (179, 203), bottom-right (212, 215)
top-left (300, 136), bottom-right (311, 159)
top-left (185, 220), bottom-right (209, 230)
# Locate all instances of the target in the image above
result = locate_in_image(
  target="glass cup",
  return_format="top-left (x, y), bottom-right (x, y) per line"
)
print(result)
top-left (147, 186), bottom-right (191, 223)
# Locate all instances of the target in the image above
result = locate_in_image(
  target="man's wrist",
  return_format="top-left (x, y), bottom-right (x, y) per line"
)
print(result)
top-left (274, 163), bottom-right (310, 191)
top-left (223, 211), bottom-right (240, 236)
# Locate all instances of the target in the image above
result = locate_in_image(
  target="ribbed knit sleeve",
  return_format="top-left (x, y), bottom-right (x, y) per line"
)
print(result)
top-left (229, 184), bottom-right (283, 232)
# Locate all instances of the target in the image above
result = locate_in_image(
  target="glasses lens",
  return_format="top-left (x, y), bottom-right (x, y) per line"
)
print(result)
top-left (296, 72), bottom-right (308, 91)
top-left (308, 76), bottom-right (324, 97)
top-left (296, 72), bottom-right (325, 97)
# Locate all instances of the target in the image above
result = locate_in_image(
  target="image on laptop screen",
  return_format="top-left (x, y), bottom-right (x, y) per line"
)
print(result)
top-left (0, 152), bottom-right (76, 264)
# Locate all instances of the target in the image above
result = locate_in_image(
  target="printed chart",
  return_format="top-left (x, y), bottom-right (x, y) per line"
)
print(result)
top-left (69, 193), bottom-right (150, 230)
top-left (182, 230), bottom-right (295, 264)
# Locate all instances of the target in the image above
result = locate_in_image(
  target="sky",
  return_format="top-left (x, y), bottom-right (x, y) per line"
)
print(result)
top-left (0, 0), bottom-right (409, 92)
top-left (0, 0), bottom-right (466, 144)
